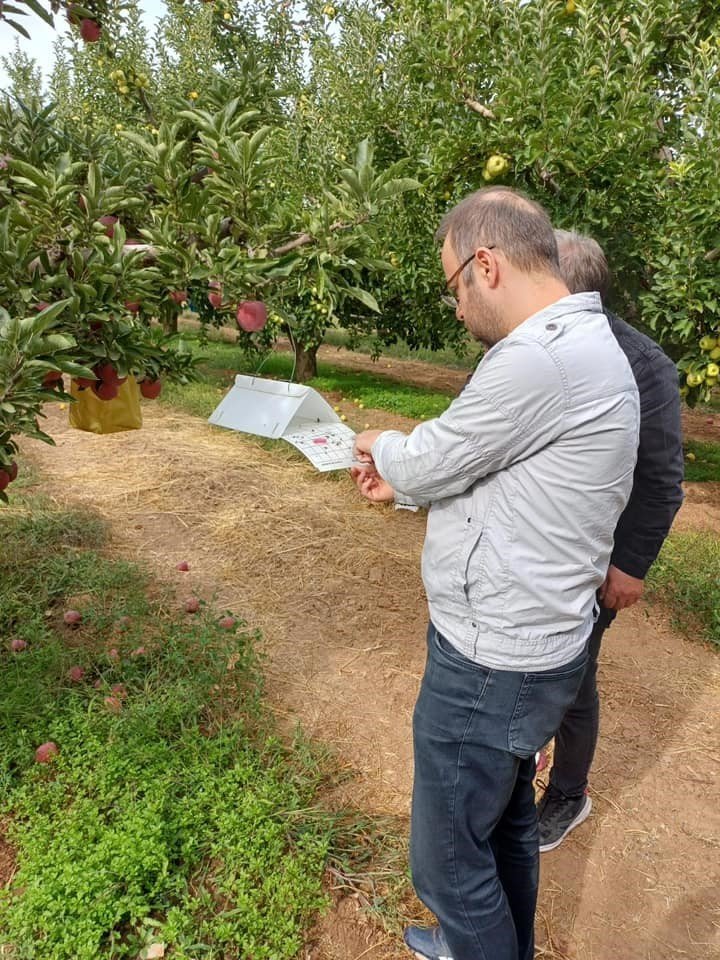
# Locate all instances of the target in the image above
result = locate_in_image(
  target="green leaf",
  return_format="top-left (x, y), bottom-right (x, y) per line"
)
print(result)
top-left (347, 287), bottom-right (380, 312)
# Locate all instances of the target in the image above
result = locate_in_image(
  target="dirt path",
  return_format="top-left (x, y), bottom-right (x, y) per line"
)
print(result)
top-left (17, 373), bottom-right (720, 959)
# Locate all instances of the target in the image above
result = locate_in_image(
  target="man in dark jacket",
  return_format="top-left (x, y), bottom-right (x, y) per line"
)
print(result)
top-left (536, 230), bottom-right (685, 851)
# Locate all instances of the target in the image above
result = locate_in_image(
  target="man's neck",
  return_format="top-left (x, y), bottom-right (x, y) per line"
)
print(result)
top-left (502, 277), bottom-right (572, 337)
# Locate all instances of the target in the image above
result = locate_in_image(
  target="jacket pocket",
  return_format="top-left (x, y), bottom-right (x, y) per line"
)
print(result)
top-left (458, 521), bottom-right (484, 603)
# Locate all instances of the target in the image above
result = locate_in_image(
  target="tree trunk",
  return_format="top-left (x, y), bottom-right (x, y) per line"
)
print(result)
top-left (294, 342), bottom-right (319, 381)
top-left (160, 303), bottom-right (178, 335)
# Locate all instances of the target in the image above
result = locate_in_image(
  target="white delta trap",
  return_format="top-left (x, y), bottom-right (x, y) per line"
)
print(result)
top-left (208, 374), bottom-right (357, 472)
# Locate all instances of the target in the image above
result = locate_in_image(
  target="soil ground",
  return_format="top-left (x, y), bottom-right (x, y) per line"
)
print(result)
top-left (9, 346), bottom-right (720, 960)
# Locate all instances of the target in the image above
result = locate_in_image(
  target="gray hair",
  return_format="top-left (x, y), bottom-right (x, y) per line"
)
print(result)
top-left (436, 186), bottom-right (562, 280)
top-left (554, 229), bottom-right (612, 300)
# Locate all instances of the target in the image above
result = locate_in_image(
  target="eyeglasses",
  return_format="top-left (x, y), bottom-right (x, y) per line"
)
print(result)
top-left (441, 247), bottom-right (496, 310)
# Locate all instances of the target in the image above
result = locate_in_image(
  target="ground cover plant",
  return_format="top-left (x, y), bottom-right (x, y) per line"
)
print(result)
top-left (0, 495), bottom-right (337, 959)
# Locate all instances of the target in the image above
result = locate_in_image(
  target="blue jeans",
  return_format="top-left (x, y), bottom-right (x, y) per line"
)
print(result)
top-left (410, 624), bottom-right (589, 960)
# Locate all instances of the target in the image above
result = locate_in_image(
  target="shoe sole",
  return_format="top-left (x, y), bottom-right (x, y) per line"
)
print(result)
top-left (539, 795), bottom-right (592, 853)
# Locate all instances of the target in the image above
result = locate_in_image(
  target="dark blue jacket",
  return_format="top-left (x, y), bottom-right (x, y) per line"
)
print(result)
top-left (606, 311), bottom-right (684, 579)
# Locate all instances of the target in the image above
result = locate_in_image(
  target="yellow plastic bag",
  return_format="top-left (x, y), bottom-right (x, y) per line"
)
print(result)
top-left (69, 375), bottom-right (143, 434)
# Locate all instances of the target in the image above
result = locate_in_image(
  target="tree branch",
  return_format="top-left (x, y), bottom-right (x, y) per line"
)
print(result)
top-left (271, 215), bottom-right (369, 257)
top-left (463, 98), bottom-right (495, 120)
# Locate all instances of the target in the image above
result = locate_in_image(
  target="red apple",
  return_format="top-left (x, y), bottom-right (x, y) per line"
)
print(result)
top-left (176, 561), bottom-right (190, 571)
top-left (80, 18), bottom-right (101, 42)
top-left (68, 665), bottom-right (85, 682)
top-left (0, 470), bottom-right (10, 492)
top-left (11, 638), bottom-right (28, 652)
top-left (236, 300), bottom-right (267, 333)
top-left (8, 462), bottom-right (18, 482)
top-left (74, 376), bottom-right (95, 389)
top-left (93, 380), bottom-right (119, 401)
top-left (98, 215), bottom-right (118, 238)
top-left (184, 597), bottom-right (200, 614)
top-left (35, 741), bottom-right (59, 763)
top-left (94, 362), bottom-right (120, 383)
top-left (63, 609), bottom-right (82, 626)
top-left (104, 695), bottom-right (122, 714)
top-left (168, 290), bottom-right (188, 305)
top-left (139, 379), bottom-right (162, 399)
top-left (218, 616), bottom-right (236, 630)
top-left (124, 300), bottom-right (141, 314)
top-left (208, 291), bottom-right (223, 309)
top-left (43, 370), bottom-right (63, 388)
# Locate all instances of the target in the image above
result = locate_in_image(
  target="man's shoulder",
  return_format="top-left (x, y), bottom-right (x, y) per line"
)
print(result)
top-left (606, 311), bottom-right (672, 366)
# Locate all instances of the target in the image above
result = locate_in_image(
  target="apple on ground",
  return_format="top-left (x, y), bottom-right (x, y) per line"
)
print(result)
top-left (35, 741), bottom-right (59, 763)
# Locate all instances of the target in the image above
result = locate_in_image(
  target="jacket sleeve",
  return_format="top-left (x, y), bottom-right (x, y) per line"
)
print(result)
top-left (371, 338), bottom-right (567, 502)
top-left (610, 351), bottom-right (684, 579)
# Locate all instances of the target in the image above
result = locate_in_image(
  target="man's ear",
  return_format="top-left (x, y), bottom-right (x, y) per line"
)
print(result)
top-left (474, 248), bottom-right (501, 288)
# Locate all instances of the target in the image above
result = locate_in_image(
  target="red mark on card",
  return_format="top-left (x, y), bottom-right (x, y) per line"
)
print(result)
top-left (312, 437), bottom-right (327, 445)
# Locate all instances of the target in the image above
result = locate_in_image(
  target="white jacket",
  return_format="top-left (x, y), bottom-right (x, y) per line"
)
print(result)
top-left (372, 293), bottom-right (640, 671)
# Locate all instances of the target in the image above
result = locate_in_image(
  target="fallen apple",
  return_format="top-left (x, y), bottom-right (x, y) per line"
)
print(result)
top-left (184, 597), bottom-right (200, 614)
top-left (176, 561), bottom-right (190, 571)
top-left (104, 695), bottom-right (122, 714)
top-left (35, 741), bottom-right (59, 763)
top-left (63, 609), bottom-right (82, 626)
top-left (218, 616), bottom-right (236, 630)
top-left (11, 638), bottom-right (28, 652)
top-left (68, 665), bottom-right (85, 682)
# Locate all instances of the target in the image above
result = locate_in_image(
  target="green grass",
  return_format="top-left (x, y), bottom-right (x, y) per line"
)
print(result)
top-left (684, 439), bottom-right (720, 482)
top-left (646, 531), bottom-right (720, 649)
top-left (0, 497), bottom-right (337, 959)
top-left (322, 327), bottom-right (482, 370)
top-left (164, 338), bottom-right (455, 423)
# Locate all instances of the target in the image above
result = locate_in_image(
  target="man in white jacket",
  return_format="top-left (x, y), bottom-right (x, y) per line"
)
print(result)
top-left (351, 187), bottom-right (639, 960)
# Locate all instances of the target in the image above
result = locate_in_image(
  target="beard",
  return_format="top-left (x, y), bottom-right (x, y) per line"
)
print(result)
top-left (464, 288), bottom-right (506, 348)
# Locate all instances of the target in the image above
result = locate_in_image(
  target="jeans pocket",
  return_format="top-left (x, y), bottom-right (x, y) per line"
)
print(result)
top-left (507, 650), bottom-right (588, 758)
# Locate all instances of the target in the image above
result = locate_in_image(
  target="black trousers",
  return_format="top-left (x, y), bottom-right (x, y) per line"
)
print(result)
top-left (548, 606), bottom-right (615, 797)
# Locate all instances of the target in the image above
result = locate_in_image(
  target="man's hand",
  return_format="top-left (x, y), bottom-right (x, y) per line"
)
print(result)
top-left (599, 564), bottom-right (645, 611)
top-left (353, 429), bottom-right (384, 459)
top-left (350, 464), bottom-right (395, 502)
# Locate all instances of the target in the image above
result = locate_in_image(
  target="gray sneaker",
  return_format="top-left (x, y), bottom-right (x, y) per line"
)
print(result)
top-left (537, 785), bottom-right (592, 852)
